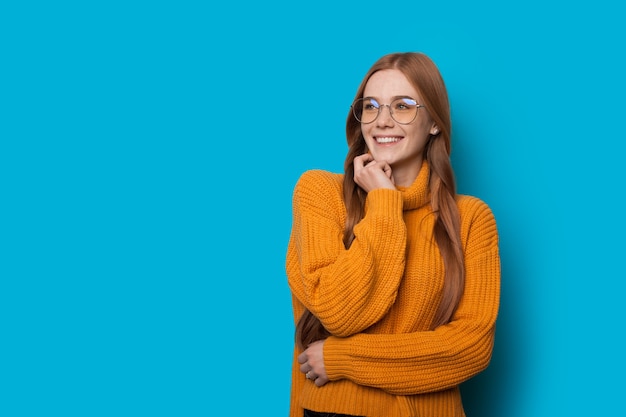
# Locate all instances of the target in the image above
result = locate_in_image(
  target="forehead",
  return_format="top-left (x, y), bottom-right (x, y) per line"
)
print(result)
top-left (363, 69), bottom-right (419, 99)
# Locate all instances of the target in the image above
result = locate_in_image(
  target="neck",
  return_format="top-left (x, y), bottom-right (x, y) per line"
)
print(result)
top-left (392, 156), bottom-right (424, 188)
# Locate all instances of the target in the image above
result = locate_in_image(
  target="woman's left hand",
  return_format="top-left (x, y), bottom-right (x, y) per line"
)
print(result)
top-left (297, 340), bottom-right (329, 387)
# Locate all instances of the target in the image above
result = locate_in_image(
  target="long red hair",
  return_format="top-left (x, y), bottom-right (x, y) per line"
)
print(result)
top-left (297, 52), bottom-right (465, 349)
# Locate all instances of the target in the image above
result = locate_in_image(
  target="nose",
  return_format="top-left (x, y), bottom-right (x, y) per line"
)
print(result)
top-left (376, 104), bottom-right (394, 126)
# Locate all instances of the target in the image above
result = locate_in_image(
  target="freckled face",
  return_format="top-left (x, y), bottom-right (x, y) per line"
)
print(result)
top-left (361, 69), bottom-right (437, 181)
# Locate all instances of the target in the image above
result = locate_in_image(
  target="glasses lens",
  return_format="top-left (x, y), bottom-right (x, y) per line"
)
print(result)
top-left (390, 98), bottom-right (419, 124)
top-left (352, 98), bottom-right (380, 124)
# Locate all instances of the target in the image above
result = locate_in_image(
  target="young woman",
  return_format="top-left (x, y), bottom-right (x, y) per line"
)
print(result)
top-left (286, 52), bottom-right (500, 417)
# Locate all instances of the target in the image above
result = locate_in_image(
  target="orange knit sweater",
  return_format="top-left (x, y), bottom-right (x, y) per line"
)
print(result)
top-left (286, 162), bottom-right (500, 417)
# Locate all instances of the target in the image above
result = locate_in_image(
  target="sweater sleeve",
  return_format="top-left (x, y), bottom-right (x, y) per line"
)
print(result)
top-left (322, 199), bottom-right (500, 394)
top-left (286, 170), bottom-right (408, 337)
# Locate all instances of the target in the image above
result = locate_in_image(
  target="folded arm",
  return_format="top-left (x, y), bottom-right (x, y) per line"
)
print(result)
top-left (286, 170), bottom-right (409, 337)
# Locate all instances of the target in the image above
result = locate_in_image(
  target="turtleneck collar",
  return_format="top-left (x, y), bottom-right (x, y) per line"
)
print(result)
top-left (395, 160), bottom-right (431, 211)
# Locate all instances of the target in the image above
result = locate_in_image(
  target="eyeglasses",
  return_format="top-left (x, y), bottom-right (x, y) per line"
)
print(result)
top-left (351, 97), bottom-right (424, 124)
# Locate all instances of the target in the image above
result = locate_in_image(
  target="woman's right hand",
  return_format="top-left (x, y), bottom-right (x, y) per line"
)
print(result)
top-left (298, 340), bottom-right (329, 387)
top-left (353, 153), bottom-right (395, 192)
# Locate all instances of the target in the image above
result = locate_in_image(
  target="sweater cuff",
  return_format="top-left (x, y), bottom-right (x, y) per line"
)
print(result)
top-left (364, 188), bottom-right (403, 215)
top-left (323, 336), bottom-right (353, 381)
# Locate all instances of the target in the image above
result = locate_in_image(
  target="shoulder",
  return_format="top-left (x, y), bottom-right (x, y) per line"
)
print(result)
top-left (456, 194), bottom-right (499, 253)
top-left (457, 195), bottom-right (496, 223)
top-left (291, 170), bottom-right (345, 215)
top-left (293, 169), bottom-right (343, 198)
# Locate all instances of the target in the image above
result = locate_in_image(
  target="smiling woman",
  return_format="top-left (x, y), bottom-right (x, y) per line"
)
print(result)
top-left (285, 52), bottom-right (501, 417)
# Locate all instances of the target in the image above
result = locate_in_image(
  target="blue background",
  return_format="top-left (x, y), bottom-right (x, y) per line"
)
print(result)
top-left (1, 1), bottom-right (624, 416)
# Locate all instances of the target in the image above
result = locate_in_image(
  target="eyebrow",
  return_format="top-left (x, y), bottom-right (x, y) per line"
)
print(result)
top-left (363, 95), bottom-right (416, 101)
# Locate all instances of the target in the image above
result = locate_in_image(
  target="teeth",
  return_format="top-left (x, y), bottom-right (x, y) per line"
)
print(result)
top-left (376, 137), bottom-right (400, 143)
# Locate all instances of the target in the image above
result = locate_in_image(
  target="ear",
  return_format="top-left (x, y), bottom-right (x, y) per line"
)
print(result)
top-left (430, 125), bottom-right (440, 135)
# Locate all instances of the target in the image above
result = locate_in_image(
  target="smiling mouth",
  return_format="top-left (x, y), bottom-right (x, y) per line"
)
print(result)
top-left (375, 136), bottom-right (402, 144)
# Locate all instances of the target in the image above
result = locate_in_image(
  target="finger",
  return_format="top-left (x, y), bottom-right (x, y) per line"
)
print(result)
top-left (314, 376), bottom-right (329, 387)
top-left (382, 163), bottom-right (392, 177)
top-left (354, 153), bottom-right (373, 169)
top-left (297, 352), bottom-right (307, 364)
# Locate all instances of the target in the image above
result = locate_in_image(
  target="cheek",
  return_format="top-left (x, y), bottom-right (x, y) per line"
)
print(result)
top-left (404, 129), bottom-right (430, 151)
top-left (409, 124), bottom-right (431, 141)
top-left (361, 125), bottom-right (374, 143)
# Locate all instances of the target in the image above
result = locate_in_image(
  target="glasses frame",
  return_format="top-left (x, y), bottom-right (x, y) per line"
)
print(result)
top-left (351, 97), bottom-right (425, 125)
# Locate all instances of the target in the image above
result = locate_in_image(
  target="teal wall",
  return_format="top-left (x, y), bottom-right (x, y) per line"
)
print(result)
top-left (2, 1), bottom-right (623, 416)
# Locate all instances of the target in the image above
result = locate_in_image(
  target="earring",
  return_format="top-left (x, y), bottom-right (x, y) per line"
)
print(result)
top-left (431, 129), bottom-right (439, 135)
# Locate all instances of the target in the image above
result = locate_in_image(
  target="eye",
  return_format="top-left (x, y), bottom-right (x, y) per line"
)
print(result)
top-left (394, 98), bottom-right (417, 111)
top-left (363, 98), bottom-right (380, 111)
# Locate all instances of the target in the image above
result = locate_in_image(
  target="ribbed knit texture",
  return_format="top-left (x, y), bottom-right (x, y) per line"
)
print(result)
top-left (286, 162), bottom-right (500, 417)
